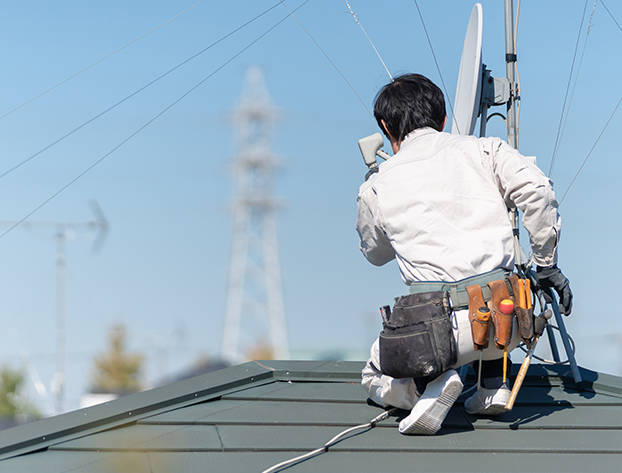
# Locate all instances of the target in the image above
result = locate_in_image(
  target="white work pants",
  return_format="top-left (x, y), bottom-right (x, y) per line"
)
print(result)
top-left (362, 308), bottom-right (520, 410)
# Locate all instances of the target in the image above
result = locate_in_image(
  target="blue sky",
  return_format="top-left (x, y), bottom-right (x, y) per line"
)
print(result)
top-left (0, 0), bottom-right (620, 414)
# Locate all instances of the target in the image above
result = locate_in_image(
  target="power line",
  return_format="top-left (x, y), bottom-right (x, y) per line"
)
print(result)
top-left (278, 0), bottom-right (372, 117)
top-left (0, 1), bottom-right (310, 242)
top-left (559, 94), bottom-right (622, 206)
top-left (0, 1), bottom-right (285, 181)
top-left (343, 0), bottom-right (393, 82)
top-left (553, 1), bottom-right (597, 171)
top-left (601, 0), bottom-right (622, 33)
top-left (413, 0), bottom-right (457, 133)
top-left (548, 0), bottom-right (590, 178)
top-left (0, 0), bottom-right (209, 121)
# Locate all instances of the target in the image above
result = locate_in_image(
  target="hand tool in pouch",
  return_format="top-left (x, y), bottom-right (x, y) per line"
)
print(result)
top-left (467, 284), bottom-right (492, 390)
top-left (498, 299), bottom-right (515, 387)
top-left (508, 274), bottom-right (534, 345)
top-left (466, 285), bottom-right (490, 350)
top-left (505, 309), bottom-right (553, 410)
top-left (487, 280), bottom-right (513, 350)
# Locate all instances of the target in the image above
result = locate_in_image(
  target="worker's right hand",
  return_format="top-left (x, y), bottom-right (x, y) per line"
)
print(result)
top-left (536, 265), bottom-right (573, 316)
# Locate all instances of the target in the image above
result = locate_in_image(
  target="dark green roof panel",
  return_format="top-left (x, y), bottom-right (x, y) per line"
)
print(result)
top-left (0, 361), bottom-right (621, 473)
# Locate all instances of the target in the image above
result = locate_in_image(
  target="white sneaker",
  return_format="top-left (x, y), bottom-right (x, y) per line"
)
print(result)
top-left (464, 386), bottom-right (510, 416)
top-left (398, 370), bottom-right (463, 435)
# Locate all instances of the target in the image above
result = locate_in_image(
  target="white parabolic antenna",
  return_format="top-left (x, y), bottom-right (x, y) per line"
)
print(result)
top-left (451, 3), bottom-right (483, 136)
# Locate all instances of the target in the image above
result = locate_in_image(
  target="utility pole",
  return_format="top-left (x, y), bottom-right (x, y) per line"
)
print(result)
top-left (2, 200), bottom-right (108, 414)
top-left (221, 66), bottom-right (288, 364)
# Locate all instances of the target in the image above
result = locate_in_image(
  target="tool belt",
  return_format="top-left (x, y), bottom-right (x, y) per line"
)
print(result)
top-left (409, 268), bottom-right (534, 351)
top-left (408, 268), bottom-right (511, 309)
top-left (379, 291), bottom-right (457, 380)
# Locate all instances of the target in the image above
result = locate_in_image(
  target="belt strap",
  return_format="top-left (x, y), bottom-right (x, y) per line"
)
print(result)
top-left (409, 268), bottom-right (512, 310)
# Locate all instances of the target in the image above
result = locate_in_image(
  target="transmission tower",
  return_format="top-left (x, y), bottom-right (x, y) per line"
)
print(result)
top-left (221, 66), bottom-right (288, 364)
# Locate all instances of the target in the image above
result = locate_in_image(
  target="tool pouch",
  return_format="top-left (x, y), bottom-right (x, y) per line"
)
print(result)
top-left (507, 274), bottom-right (534, 344)
top-left (466, 284), bottom-right (490, 349)
top-left (487, 279), bottom-right (513, 349)
top-left (379, 291), bottom-right (457, 379)
top-left (515, 307), bottom-right (534, 344)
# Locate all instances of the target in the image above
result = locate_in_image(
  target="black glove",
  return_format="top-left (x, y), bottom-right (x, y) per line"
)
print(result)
top-left (536, 265), bottom-right (573, 315)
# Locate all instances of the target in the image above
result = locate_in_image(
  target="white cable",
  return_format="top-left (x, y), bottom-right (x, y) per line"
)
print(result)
top-left (343, 0), bottom-right (393, 81)
top-left (261, 408), bottom-right (397, 473)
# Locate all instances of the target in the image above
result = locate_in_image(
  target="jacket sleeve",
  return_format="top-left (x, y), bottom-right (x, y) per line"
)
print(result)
top-left (356, 190), bottom-right (395, 266)
top-left (488, 139), bottom-right (561, 267)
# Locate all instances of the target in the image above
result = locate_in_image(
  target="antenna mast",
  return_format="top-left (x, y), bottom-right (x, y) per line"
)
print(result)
top-left (221, 66), bottom-right (288, 364)
top-left (1, 201), bottom-right (108, 414)
top-left (504, 0), bottom-right (518, 149)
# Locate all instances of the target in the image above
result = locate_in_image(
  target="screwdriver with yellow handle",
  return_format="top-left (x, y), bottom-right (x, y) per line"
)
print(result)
top-left (498, 299), bottom-right (515, 386)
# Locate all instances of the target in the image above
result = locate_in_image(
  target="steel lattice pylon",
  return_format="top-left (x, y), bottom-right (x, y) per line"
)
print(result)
top-left (221, 66), bottom-right (288, 364)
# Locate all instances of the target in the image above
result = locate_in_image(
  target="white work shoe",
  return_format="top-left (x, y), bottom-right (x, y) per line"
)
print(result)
top-left (398, 369), bottom-right (463, 435)
top-left (464, 386), bottom-right (510, 416)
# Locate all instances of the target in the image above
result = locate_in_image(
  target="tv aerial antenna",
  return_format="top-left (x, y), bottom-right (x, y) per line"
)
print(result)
top-left (451, 2), bottom-right (582, 389)
top-left (0, 200), bottom-right (109, 414)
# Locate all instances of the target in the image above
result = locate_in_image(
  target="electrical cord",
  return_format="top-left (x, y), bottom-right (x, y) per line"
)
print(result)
top-left (261, 407), bottom-right (397, 473)
top-left (517, 325), bottom-right (576, 365)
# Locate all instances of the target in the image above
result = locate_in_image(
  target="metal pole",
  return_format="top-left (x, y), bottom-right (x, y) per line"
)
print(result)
top-left (504, 0), bottom-right (518, 149)
top-left (55, 229), bottom-right (66, 414)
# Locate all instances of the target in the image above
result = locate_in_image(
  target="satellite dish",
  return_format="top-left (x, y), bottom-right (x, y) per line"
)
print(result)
top-left (451, 3), bottom-right (483, 136)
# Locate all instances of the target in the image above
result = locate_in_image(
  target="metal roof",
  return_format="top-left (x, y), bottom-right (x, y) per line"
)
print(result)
top-left (0, 360), bottom-right (621, 472)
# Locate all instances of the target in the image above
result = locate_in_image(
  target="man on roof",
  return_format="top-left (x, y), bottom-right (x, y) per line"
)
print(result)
top-left (357, 73), bottom-right (572, 435)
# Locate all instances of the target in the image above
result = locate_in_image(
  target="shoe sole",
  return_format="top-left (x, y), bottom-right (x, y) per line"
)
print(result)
top-left (400, 379), bottom-right (463, 435)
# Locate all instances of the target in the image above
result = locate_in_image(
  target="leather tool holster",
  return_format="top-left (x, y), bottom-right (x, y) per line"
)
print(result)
top-left (508, 274), bottom-right (534, 344)
top-left (487, 279), bottom-right (514, 349)
top-left (466, 284), bottom-right (490, 350)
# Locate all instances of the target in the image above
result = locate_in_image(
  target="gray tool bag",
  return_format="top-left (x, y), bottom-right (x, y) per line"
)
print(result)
top-left (379, 291), bottom-right (457, 379)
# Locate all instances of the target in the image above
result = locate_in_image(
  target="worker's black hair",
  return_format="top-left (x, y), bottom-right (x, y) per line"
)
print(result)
top-left (373, 74), bottom-right (446, 141)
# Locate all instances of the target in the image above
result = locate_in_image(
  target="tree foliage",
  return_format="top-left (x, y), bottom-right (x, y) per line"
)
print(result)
top-left (0, 365), bottom-right (40, 420)
top-left (90, 324), bottom-right (144, 395)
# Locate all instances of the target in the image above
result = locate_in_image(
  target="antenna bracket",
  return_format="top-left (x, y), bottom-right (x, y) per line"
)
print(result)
top-left (481, 67), bottom-right (511, 109)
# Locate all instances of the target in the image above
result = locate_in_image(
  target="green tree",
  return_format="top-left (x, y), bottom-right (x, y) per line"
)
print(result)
top-left (90, 324), bottom-right (144, 395)
top-left (0, 365), bottom-right (40, 420)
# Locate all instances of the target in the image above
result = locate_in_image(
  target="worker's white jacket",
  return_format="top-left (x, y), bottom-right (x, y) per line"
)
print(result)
top-left (356, 127), bottom-right (560, 283)
top-left (358, 128), bottom-right (561, 411)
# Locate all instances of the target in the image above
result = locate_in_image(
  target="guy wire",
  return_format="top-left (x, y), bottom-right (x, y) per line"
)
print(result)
top-left (343, 0), bottom-right (393, 82)
top-left (0, 0), bottom-right (209, 121)
top-left (413, 0), bottom-right (458, 134)
top-left (279, 0), bottom-right (373, 117)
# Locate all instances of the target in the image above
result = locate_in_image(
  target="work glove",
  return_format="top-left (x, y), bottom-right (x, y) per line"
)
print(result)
top-left (536, 265), bottom-right (573, 315)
